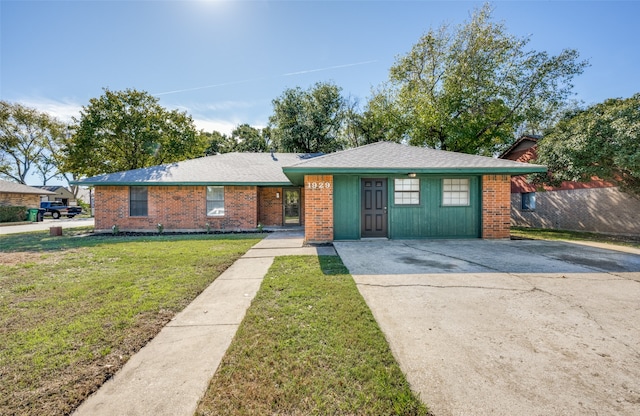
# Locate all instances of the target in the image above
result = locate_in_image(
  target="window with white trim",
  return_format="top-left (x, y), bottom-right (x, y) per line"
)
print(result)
top-left (442, 178), bottom-right (470, 206)
top-left (206, 186), bottom-right (224, 216)
top-left (394, 178), bottom-right (420, 205)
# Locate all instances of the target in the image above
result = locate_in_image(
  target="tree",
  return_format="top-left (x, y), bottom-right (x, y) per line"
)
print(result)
top-left (269, 82), bottom-right (346, 153)
top-left (0, 100), bottom-right (66, 184)
top-left (231, 124), bottom-right (268, 152)
top-left (370, 3), bottom-right (588, 155)
top-left (203, 131), bottom-right (236, 155)
top-left (358, 89), bottom-right (409, 145)
top-left (64, 88), bottom-right (206, 177)
top-left (534, 93), bottom-right (640, 195)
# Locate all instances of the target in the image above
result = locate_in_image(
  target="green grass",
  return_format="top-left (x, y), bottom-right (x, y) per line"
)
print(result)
top-left (511, 227), bottom-right (640, 248)
top-left (196, 256), bottom-right (429, 416)
top-left (0, 230), bottom-right (263, 416)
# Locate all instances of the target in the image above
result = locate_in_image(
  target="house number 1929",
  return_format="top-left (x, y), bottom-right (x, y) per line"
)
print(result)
top-left (307, 182), bottom-right (331, 190)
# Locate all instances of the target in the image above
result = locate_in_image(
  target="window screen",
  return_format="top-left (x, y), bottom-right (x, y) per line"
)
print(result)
top-left (129, 186), bottom-right (148, 217)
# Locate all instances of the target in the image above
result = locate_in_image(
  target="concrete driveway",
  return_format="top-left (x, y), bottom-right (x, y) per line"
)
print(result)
top-left (333, 239), bottom-right (640, 416)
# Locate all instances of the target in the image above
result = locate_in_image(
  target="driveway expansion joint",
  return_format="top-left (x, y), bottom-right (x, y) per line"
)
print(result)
top-left (356, 282), bottom-right (529, 292)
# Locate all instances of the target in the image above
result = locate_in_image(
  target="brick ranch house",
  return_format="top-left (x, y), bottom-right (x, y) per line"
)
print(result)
top-left (0, 179), bottom-right (55, 209)
top-left (501, 135), bottom-right (640, 235)
top-left (75, 141), bottom-right (545, 243)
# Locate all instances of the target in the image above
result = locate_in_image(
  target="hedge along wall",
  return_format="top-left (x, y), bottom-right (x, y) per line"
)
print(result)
top-left (0, 206), bottom-right (27, 222)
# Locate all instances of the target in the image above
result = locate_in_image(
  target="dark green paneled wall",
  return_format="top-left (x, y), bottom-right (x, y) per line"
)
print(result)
top-left (333, 175), bottom-right (481, 240)
top-left (333, 175), bottom-right (360, 240)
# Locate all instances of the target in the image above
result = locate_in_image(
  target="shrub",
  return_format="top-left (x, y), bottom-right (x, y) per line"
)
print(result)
top-left (0, 206), bottom-right (28, 223)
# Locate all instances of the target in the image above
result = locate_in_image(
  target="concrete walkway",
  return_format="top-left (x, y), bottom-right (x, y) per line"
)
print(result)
top-left (73, 231), bottom-right (335, 416)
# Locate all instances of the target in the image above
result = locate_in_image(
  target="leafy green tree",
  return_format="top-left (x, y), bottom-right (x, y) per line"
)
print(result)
top-left (64, 88), bottom-right (206, 177)
top-left (203, 130), bottom-right (236, 155)
top-left (232, 124), bottom-right (268, 152)
top-left (370, 3), bottom-right (588, 155)
top-left (269, 82), bottom-right (346, 153)
top-left (0, 101), bottom-right (66, 184)
top-left (535, 93), bottom-right (640, 195)
top-left (358, 89), bottom-right (408, 145)
top-left (339, 95), bottom-right (396, 148)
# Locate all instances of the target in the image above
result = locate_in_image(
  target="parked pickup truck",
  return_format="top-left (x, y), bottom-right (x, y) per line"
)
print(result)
top-left (40, 201), bottom-right (82, 219)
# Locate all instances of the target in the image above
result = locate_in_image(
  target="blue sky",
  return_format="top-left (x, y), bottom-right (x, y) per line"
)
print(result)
top-left (1, 0), bottom-right (639, 141)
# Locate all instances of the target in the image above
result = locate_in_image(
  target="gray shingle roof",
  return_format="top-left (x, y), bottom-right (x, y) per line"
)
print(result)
top-left (281, 142), bottom-right (546, 185)
top-left (287, 141), bottom-right (546, 170)
top-left (0, 180), bottom-right (56, 195)
top-left (34, 185), bottom-right (65, 192)
top-left (74, 142), bottom-right (546, 187)
top-left (75, 152), bottom-right (311, 186)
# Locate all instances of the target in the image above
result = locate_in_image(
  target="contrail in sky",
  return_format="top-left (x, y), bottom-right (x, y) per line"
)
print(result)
top-left (153, 79), bottom-right (262, 96)
top-left (282, 60), bottom-right (378, 76)
top-left (152, 60), bottom-right (378, 96)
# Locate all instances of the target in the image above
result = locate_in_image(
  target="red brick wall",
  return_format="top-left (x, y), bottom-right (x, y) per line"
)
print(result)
top-left (303, 175), bottom-right (333, 243)
top-left (258, 187), bottom-right (306, 227)
top-left (94, 185), bottom-right (258, 232)
top-left (258, 187), bottom-right (283, 226)
top-left (482, 175), bottom-right (511, 239)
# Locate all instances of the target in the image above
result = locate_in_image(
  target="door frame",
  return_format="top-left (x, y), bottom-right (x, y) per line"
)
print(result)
top-left (360, 177), bottom-right (388, 238)
top-left (283, 187), bottom-right (301, 226)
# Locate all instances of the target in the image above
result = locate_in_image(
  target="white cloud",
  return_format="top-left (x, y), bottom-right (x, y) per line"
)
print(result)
top-left (192, 116), bottom-right (267, 135)
top-left (13, 96), bottom-right (267, 136)
top-left (175, 100), bottom-right (268, 135)
top-left (16, 97), bottom-right (83, 124)
top-left (193, 118), bottom-right (237, 135)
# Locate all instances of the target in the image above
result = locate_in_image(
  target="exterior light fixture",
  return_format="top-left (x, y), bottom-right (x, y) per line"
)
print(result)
top-left (408, 173), bottom-right (417, 178)
top-left (276, 192), bottom-right (280, 199)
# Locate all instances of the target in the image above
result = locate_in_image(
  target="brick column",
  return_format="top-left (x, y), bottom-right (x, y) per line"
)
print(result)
top-left (482, 175), bottom-right (511, 239)
top-left (303, 175), bottom-right (333, 243)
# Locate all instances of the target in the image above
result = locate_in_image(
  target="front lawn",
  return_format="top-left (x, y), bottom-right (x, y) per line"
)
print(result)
top-left (0, 230), bottom-right (263, 416)
top-left (196, 256), bottom-right (429, 416)
top-left (511, 227), bottom-right (640, 248)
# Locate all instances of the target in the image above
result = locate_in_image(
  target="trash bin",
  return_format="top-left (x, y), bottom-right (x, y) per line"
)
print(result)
top-left (37, 209), bottom-right (45, 222)
top-left (27, 208), bottom-right (39, 222)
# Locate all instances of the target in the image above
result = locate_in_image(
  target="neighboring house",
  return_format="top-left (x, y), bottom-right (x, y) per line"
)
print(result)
top-left (0, 180), bottom-right (56, 208)
top-left (35, 186), bottom-right (78, 206)
top-left (74, 142), bottom-right (545, 242)
top-left (500, 135), bottom-right (640, 235)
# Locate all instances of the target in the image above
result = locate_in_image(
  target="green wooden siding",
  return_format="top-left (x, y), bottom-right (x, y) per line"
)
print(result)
top-left (332, 174), bottom-right (481, 240)
top-left (389, 175), bottom-right (480, 239)
top-left (333, 175), bottom-right (360, 240)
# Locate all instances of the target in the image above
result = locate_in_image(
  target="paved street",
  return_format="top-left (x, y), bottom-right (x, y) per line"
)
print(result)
top-left (0, 217), bottom-right (95, 235)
